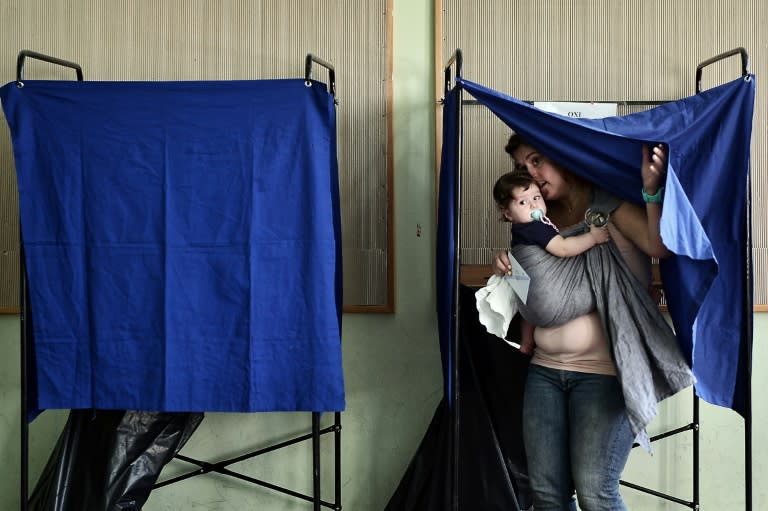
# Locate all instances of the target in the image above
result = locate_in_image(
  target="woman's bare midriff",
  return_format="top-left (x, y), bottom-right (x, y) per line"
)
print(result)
top-left (532, 311), bottom-right (615, 375)
top-left (530, 222), bottom-right (652, 375)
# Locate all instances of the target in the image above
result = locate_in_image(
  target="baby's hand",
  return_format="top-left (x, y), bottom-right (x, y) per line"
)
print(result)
top-left (589, 225), bottom-right (610, 245)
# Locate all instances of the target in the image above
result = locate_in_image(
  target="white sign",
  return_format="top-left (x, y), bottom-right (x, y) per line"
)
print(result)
top-left (534, 101), bottom-right (617, 119)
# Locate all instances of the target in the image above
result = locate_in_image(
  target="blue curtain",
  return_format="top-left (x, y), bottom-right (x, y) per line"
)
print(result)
top-left (437, 76), bottom-right (755, 414)
top-left (1, 78), bottom-right (345, 414)
top-left (436, 87), bottom-right (460, 403)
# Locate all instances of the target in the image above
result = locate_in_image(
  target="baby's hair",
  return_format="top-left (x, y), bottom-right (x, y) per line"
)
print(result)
top-left (493, 171), bottom-right (537, 220)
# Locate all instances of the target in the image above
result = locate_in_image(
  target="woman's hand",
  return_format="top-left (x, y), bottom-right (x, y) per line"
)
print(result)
top-left (493, 250), bottom-right (512, 276)
top-left (641, 143), bottom-right (668, 193)
top-left (611, 143), bottom-right (672, 259)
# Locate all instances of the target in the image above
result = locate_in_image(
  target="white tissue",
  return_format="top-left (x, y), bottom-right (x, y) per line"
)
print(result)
top-left (474, 252), bottom-right (531, 348)
top-left (475, 275), bottom-right (517, 341)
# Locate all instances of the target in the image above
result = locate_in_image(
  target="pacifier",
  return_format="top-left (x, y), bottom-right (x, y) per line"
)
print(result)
top-left (531, 208), bottom-right (560, 233)
top-left (530, 208), bottom-right (545, 221)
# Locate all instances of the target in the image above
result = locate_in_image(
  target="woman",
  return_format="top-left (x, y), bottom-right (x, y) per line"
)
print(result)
top-left (494, 134), bottom-right (671, 511)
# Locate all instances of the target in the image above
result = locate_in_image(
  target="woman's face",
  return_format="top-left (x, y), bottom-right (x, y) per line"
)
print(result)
top-left (511, 144), bottom-right (567, 200)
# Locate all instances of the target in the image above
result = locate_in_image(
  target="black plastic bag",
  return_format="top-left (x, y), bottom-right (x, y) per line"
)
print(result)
top-left (28, 409), bottom-right (203, 511)
top-left (385, 285), bottom-right (532, 510)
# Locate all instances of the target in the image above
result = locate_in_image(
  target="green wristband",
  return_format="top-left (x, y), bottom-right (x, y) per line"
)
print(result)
top-left (642, 186), bottom-right (665, 203)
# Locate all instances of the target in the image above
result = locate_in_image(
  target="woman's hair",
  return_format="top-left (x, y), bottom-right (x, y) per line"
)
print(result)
top-left (504, 133), bottom-right (526, 159)
top-left (504, 132), bottom-right (583, 189)
top-left (493, 171), bottom-right (537, 222)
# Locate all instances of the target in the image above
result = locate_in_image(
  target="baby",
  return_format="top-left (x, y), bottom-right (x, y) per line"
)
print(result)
top-left (492, 171), bottom-right (610, 353)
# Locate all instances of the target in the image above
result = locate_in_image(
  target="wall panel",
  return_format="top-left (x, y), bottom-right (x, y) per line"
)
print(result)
top-left (440, 0), bottom-right (767, 306)
top-left (0, 0), bottom-right (392, 311)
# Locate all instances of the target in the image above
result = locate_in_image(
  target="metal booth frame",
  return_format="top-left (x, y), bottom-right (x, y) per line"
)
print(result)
top-left (441, 47), bottom-right (753, 511)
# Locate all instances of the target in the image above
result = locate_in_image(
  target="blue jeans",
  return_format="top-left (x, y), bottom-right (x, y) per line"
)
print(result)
top-left (522, 364), bottom-right (633, 511)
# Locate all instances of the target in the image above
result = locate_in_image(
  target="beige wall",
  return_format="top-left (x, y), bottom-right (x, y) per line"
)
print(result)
top-left (0, 0), bottom-right (392, 310)
top-left (441, 0), bottom-right (768, 306)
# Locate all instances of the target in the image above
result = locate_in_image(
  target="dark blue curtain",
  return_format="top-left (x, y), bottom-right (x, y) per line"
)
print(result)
top-left (437, 76), bottom-right (755, 414)
top-left (1, 78), bottom-right (344, 414)
top-left (436, 86), bottom-right (460, 402)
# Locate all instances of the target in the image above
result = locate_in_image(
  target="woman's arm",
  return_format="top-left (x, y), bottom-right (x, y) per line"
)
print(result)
top-left (611, 202), bottom-right (670, 258)
top-left (610, 144), bottom-right (672, 259)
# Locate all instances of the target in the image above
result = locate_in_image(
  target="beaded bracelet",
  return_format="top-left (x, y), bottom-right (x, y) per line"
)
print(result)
top-left (641, 186), bottom-right (665, 203)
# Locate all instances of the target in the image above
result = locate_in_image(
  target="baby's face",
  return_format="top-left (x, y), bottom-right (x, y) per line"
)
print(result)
top-left (502, 184), bottom-right (546, 223)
